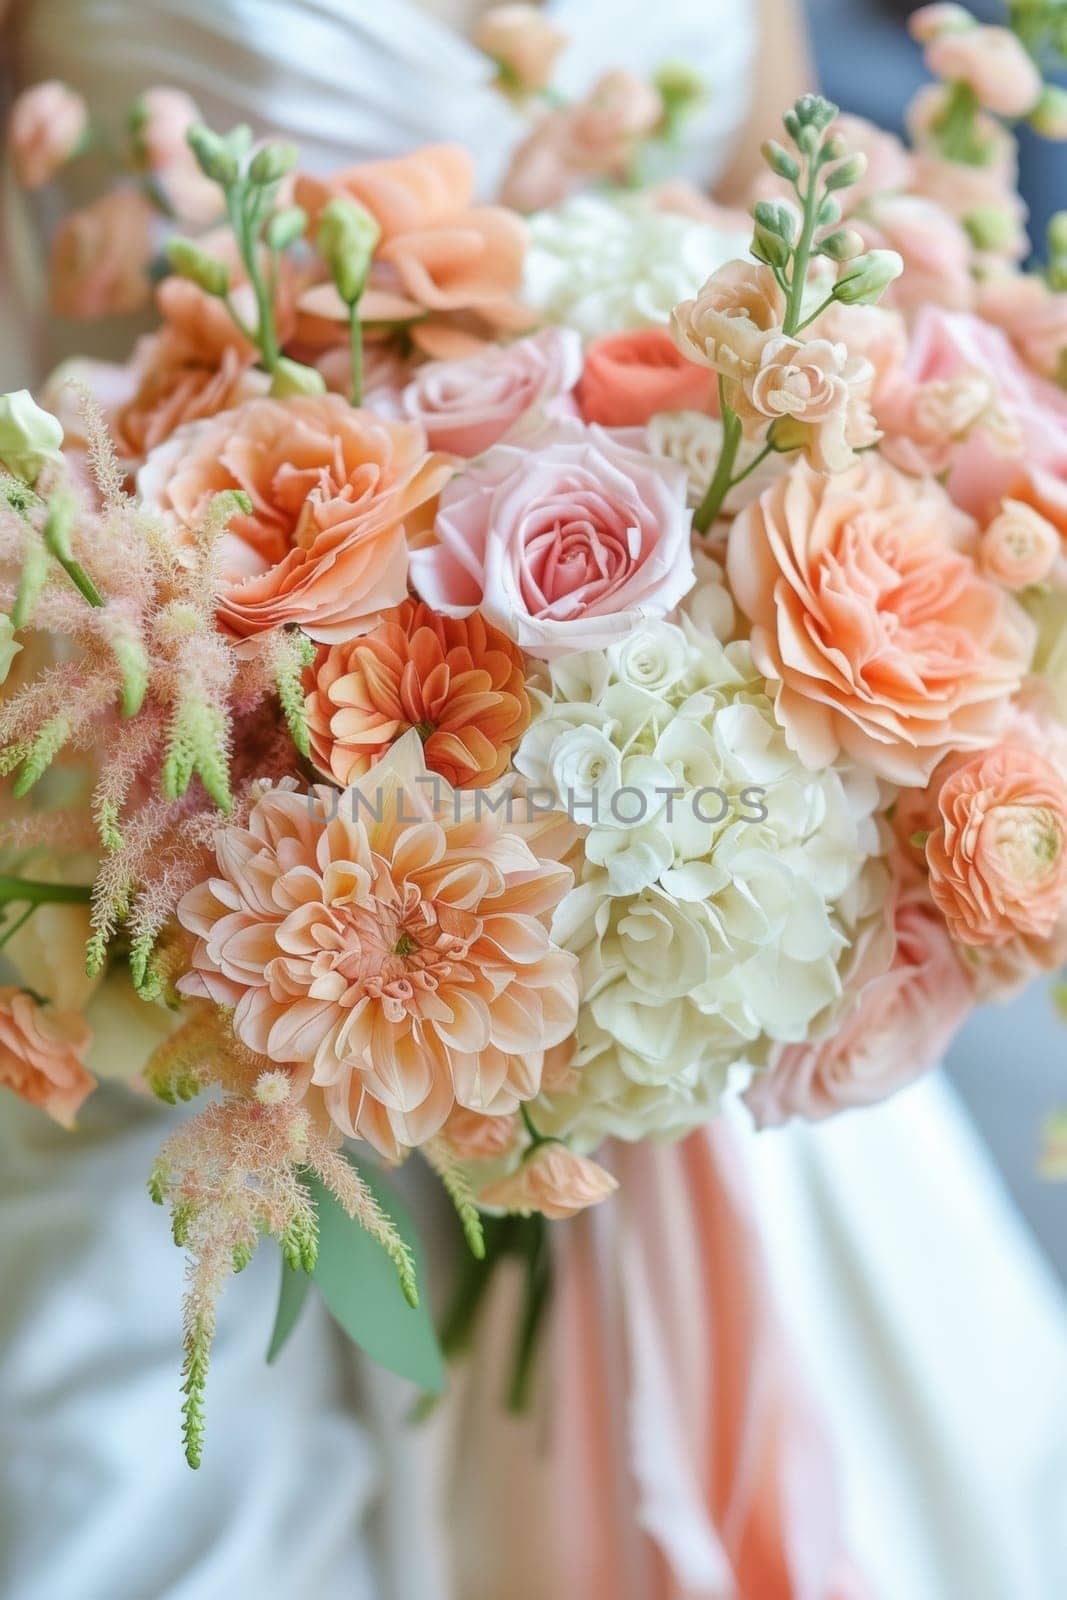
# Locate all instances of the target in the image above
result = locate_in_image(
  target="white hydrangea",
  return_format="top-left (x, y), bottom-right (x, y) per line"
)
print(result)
top-left (522, 194), bottom-right (750, 341)
top-left (518, 615), bottom-right (892, 1147)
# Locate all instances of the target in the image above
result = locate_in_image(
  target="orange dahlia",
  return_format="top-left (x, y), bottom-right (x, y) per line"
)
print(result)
top-left (176, 732), bottom-right (579, 1157)
top-left (305, 600), bottom-right (531, 788)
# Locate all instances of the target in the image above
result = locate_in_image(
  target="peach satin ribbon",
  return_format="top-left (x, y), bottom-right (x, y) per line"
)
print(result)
top-left (445, 1121), bottom-right (866, 1600)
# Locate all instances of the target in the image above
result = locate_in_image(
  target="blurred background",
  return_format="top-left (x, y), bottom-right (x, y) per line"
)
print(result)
top-left (807, 0), bottom-right (1067, 1283)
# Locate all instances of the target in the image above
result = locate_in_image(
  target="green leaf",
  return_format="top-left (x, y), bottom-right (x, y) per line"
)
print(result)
top-left (308, 1159), bottom-right (445, 1394)
top-left (266, 1254), bottom-right (312, 1364)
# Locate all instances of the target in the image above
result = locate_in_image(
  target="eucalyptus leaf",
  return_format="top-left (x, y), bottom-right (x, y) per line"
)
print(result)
top-left (266, 1255), bottom-right (312, 1364)
top-left (308, 1158), bottom-right (445, 1394)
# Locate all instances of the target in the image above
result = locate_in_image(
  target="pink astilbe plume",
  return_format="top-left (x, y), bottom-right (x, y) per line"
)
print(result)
top-left (145, 1002), bottom-right (417, 1466)
top-left (0, 394), bottom-right (315, 991)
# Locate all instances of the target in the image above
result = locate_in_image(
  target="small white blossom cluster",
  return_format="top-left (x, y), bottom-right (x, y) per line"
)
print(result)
top-left (522, 193), bottom-right (750, 340)
top-left (516, 606), bottom-right (892, 1147)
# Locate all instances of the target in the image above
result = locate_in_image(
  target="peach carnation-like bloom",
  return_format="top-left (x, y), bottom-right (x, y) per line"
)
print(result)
top-left (671, 260), bottom-right (787, 382)
top-left (400, 327), bottom-right (581, 457)
top-left (305, 599), bottom-right (531, 789)
top-left (49, 189), bottom-right (155, 320)
top-left (726, 456), bottom-right (1035, 785)
top-left (177, 733), bottom-right (579, 1157)
top-left (7, 80), bottom-right (87, 189)
top-left (926, 743), bottom-right (1067, 946)
top-left (925, 25), bottom-right (1042, 119)
top-left (744, 884), bottom-right (973, 1128)
top-left (410, 414), bottom-right (695, 659)
top-left (0, 987), bottom-right (95, 1129)
top-left (138, 394), bottom-right (450, 645)
top-left (577, 328), bottom-right (718, 427)
top-left (479, 1142), bottom-right (618, 1219)
top-left (733, 335), bottom-right (878, 472)
top-left (473, 5), bottom-right (567, 92)
top-left (980, 499), bottom-right (1060, 590)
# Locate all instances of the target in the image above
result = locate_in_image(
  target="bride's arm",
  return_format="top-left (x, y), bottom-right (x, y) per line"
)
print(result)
top-left (717, 0), bottom-right (815, 201)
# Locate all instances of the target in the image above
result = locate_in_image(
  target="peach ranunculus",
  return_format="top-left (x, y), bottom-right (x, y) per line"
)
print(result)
top-left (925, 25), bottom-right (1042, 119)
top-left (473, 5), bottom-right (567, 92)
top-left (731, 334), bottom-right (878, 473)
top-left (7, 80), bottom-right (87, 189)
top-left (176, 732), bottom-right (580, 1157)
top-left (400, 327), bottom-right (581, 457)
top-left (670, 260), bottom-right (787, 384)
top-left (137, 394), bottom-right (450, 645)
top-left (926, 743), bottom-right (1067, 946)
top-left (577, 328), bottom-right (718, 428)
top-left (979, 499), bottom-right (1060, 590)
top-left (479, 1142), bottom-right (618, 1219)
top-left (0, 987), bottom-right (95, 1129)
top-left (410, 415), bottom-right (695, 659)
top-left (295, 146), bottom-right (529, 347)
top-left (978, 273), bottom-right (1067, 384)
top-left (743, 883), bottom-right (973, 1128)
top-left (49, 189), bottom-right (155, 320)
top-left (130, 87), bottom-right (222, 228)
top-left (304, 599), bottom-right (531, 788)
top-left (726, 455), bottom-right (1035, 785)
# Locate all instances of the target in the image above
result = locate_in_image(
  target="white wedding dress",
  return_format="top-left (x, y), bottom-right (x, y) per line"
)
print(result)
top-left (1, 4), bottom-right (1066, 1598)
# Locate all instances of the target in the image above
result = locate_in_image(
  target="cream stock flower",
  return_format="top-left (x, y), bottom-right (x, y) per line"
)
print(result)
top-left (733, 334), bottom-right (879, 472)
top-left (670, 260), bottom-right (787, 382)
top-left (177, 733), bottom-right (580, 1158)
top-left (980, 500), bottom-right (1060, 590)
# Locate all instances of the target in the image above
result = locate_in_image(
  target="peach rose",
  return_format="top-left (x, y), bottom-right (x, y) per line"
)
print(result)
top-left (473, 5), bottom-right (567, 92)
top-left (726, 456), bottom-right (1035, 784)
top-left (177, 733), bottom-right (579, 1156)
top-left (305, 599), bottom-right (531, 788)
top-left (400, 327), bottom-right (581, 456)
top-left (49, 189), bottom-right (155, 320)
top-left (926, 743), bottom-right (1067, 946)
top-left (0, 987), bottom-right (95, 1129)
top-left (7, 80), bottom-right (87, 189)
top-left (732, 334), bottom-right (878, 472)
top-left (479, 1142), bottom-right (618, 1219)
top-left (980, 500), bottom-right (1060, 590)
top-left (137, 394), bottom-right (451, 645)
top-left (410, 415), bottom-right (694, 659)
top-left (744, 885), bottom-right (973, 1127)
top-left (925, 26), bottom-right (1042, 119)
top-left (577, 328), bottom-right (717, 427)
top-left (978, 274), bottom-right (1067, 383)
top-left (671, 260), bottom-right (787, 382)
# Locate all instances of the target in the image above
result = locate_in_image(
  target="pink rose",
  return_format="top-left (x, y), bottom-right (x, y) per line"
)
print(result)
top-left (479, 1142), bottom-right (618, 1219)
top-left (7, 80), bottom-right (87, 189)
top-left (0, 987), bottom-right (95, 1129)
top-left (925, 26), bottom-right (1042, 119)
top-left (726, 455), bottom-right (1035, 785)
top-left (744, 885), bottom-right (973, 1127)
top-left (400, 327), bottom-right (581, 457)
top-left (410, 415), bottom-right (694, 659)
top-left (49, 189), bottom-right (155, 320)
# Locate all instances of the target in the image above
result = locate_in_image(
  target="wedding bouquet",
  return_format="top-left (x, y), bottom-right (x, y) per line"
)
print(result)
top-left (4, 2), bottom-right (1067, 1462)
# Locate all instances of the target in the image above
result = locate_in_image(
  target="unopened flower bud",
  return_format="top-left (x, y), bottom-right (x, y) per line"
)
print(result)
top-left (832, 248), bottom-right (904, 304)
top-left (825, 152), bottom-right (869, 191)
top-left (186, 122), bottom-right (238, 185)
top-left (265, 205), bottom-right (307, 251)
top-left (909, 3), bottom-right (975, 43)
top-left (653, 61), bottom-right (705, 115)
top-left (794, 93), bottom-right (838, 132)
top-left (167, 237), bottom-right (230, 297)
top-left (269, 358), bottom-right (327, 398)
top-left (761, 139), bottom-right (800, 183)
top-left (248, 141), bottom-right (298, 186)
top-left (817, 194), bottom-right (843, 228)
top-left (752, 226), bottom-right (791, 269)
top-left (754, 199), bottom-right (797, 243)
top-left (1048, 211), bottom-right (1067, 257)
top-left (819, 227), bottom-right (866, 262)
top-left (963, 205), bottom-right (1016, 252)
top-left (0, 391), bottom-right (64, 485)
top-left (1030, 84), bottom-right (1067, 141)
top-left (41, 487), bottom-right (77, 563)
top-left (317, 197), bottom-right (380, 305)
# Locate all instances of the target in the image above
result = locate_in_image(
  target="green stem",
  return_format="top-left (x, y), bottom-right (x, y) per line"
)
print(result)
top-left (348, 298), bottom-right (365, 407)
top-left (0, 876), bottom-right (93, 906)
top-left (0, 904), bottom-right (36, 949)
top-left (56, 554), bottom-right (104, 608)
top-left (693, 379), bottom-right (743, 535)
top-left (795, 291), bottom-right (838, 334)
top-left (228, 183), bottom-right (280, 373)
top-left (784, 156), bottom-right (822, 337)
top-left (519, 1102), bottom-right (554, 1150)
top-left (729, 439), bottom-right (775, 488)
top-left (507, 1216), bottom-right (552, 1414)
top-left (932, 81), bottom-right (990, 166)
